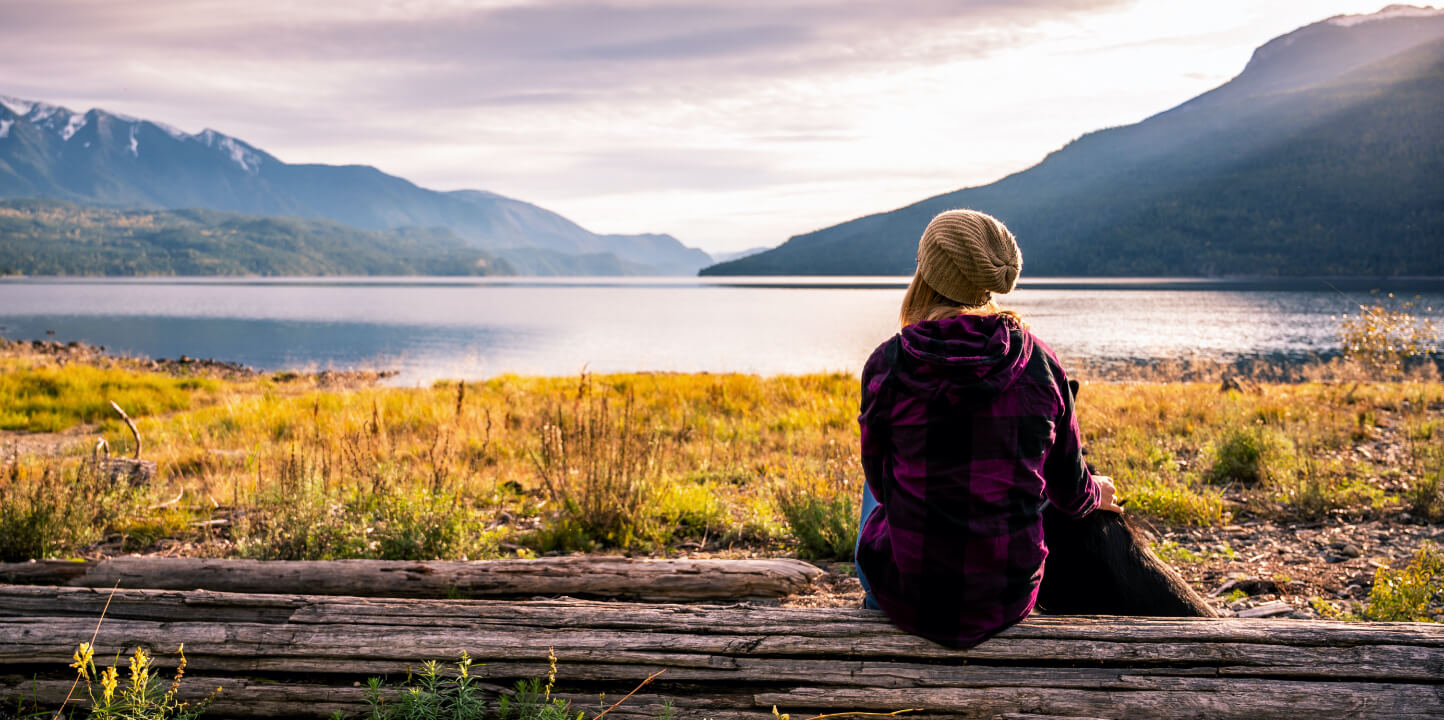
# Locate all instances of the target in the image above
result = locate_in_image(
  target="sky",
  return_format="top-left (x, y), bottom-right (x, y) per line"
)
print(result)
top-left (0, 0), bottom-right (1410, 255)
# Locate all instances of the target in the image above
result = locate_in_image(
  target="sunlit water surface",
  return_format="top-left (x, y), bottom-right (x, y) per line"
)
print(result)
top-left (1, 277), bottom-right (1440, 385)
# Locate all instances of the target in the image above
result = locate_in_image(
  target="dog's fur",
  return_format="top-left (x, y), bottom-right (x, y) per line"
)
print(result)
top-left (1034, 380), bottom-right (1217, 617)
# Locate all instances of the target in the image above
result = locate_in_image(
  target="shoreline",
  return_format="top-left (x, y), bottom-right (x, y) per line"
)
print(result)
top-left (6, 335), bottom-right (1441, 387)
top-left (4, 274), bottom-right (1444, 293)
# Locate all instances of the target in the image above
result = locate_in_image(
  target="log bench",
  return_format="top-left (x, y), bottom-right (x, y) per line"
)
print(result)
top-left (0, 556), bottom-right (824, 602)
top-left (2, 585), bottom-right (1441, 719)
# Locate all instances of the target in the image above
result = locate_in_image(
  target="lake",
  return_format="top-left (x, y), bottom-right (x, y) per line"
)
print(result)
top-left (2, 277), bottom-right (1441, 385)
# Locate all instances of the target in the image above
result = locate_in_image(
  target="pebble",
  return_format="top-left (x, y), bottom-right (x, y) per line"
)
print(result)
top-left (1339, 543), bottom-right (1362, 558)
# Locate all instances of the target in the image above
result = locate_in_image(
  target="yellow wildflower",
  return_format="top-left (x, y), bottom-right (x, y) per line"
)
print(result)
top-left (545, 646), bottom-right (558, 700)
top-left (101, 665), bottom-right (119, 705)
top-left (129, 647), bottom-right (152, 697)
top-left (70, 642), bottom-right (94, 680)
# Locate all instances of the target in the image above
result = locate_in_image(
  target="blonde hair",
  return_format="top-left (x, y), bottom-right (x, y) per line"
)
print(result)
top-left (899, 271), bottom-right (1023, 329)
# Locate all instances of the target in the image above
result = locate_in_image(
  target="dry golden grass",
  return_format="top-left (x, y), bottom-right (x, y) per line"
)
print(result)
top-left (3, 343), bottom-right (1442, 561)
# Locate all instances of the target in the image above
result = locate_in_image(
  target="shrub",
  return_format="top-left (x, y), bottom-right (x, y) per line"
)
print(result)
top-left (1363, 542), bottom-right (1443, 622)
top-left (1205, 425), bottom-right (1296, 485)
top-left (1338, 300), bottom-right (1440, 381)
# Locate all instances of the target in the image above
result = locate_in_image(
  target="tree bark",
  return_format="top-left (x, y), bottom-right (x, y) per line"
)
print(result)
top-left (1, 586), bottom-right (1440, 719)
top-left (0, 556), bottom-right (824, 601)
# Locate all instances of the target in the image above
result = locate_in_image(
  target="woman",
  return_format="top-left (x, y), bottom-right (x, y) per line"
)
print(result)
top-left (853, 209), bottom-right (1122, 649)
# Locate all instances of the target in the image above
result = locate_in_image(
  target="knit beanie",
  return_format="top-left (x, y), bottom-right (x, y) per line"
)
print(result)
top-left (916, 209), bottom-right (1022, 306)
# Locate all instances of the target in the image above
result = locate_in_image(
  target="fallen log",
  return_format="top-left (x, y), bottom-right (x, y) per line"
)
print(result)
top-left (0, 556), bottom-right (823, 601)
top-left (1, 586), bottom-right (1441, 719)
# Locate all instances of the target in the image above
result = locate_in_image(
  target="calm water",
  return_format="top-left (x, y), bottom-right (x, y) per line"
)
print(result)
top-left (2, 277), bottom-right (1441, 385)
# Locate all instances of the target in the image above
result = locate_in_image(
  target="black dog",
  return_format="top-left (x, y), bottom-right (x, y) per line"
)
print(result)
top-left (1034, 380), bottom-right (1217, 617)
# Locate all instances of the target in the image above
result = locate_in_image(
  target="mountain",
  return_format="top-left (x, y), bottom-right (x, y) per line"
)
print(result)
top-left (0, 198), bottom-right (513, 277)
top-left (703, 5), bottom-right (1444, 277)
top-left (0, 99), bottom-right (711, 276)
top-left (709, 246), bottom-right (774, 264)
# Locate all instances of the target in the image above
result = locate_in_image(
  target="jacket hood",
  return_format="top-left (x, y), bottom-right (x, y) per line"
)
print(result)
top-left (889, 313), bottom-right (1034, 405)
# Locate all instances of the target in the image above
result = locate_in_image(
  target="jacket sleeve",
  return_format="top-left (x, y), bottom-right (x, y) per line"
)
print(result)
top-left (1042, 367), bottom-right (1101, 518)
top-left (858, 342), bottom-right (893, 506)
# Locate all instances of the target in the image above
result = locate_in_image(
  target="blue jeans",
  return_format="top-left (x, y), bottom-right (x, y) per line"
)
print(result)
top-left (854, 484), bottom-right (881, 610)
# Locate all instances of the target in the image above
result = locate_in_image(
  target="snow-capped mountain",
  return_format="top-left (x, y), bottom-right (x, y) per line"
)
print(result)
top-left (0, 97), bottom-right (711, 275)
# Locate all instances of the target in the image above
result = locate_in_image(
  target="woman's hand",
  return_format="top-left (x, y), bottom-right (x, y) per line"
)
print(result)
top-left (1094, 475), bottom-right (1125, 514)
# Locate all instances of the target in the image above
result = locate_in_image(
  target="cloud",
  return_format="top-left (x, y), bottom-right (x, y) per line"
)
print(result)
top-left (10, 0), bottom-right (1324, 252)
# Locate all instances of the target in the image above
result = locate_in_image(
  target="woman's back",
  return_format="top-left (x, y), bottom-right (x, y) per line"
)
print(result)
top-left (856, 312), bottom-right (1100, 648)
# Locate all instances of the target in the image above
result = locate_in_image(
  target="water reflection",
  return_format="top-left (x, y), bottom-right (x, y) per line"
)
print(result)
top-left (1, 278), bottom-right (1439, 385)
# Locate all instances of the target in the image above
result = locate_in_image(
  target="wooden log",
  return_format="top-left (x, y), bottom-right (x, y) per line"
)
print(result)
top-left (0, 556), bottom-right (824, 601)
top-left (2, 587), bottom-right (1438, 648)
top-left (754, 682), bottom-right (1444, 719)
top-left (1, 586), bottom-right (1440, 719)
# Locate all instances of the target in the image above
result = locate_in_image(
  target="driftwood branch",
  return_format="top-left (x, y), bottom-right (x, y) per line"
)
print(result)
top-left (0, 557), bottom-right (824, 602)
top-left (1, 586), bottom-right (1440, 719)
top-left (108, 400), bottom-right (141, 459)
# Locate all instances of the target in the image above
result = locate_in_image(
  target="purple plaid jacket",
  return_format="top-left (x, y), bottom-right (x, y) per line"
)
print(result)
top-left (856, 313), bottom-right (1100, 648)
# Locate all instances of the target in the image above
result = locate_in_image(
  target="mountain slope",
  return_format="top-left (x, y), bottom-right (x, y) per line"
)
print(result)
top-left (703, 6), bottom-right (1444, 277)
top-left (0, 198), bottom-right (512, 277)
top-left (0, 99), bottom-right (710, 276)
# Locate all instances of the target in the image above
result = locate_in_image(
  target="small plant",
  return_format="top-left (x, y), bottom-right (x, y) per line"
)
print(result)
top-left (773, 480), bottom-right (857, 560)
top-left (530, 377), bottom-right (669, 549)
top-left (358, 648), bottom-right (672, 720)
top-left (1309, 596), bottom-right (1352, 620)
top-left (363, 652), bottom-right (489, 720)
top-left (1405, 467), bottom-right (1444, 521)
top-left (1363, 542), bottom-right (1443, 622)
top-left (1150, 540), bottom-right (1203, 565)
top-left (67, 643), bottom-right (219, 719)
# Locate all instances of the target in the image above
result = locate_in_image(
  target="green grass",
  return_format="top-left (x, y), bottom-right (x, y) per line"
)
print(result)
top-left (1120, 473), bottom-right (1229, 526)
top-left (1151, 540), bottom-right (1236, 565)
top-left (0, 358), bottom-right (220, 433)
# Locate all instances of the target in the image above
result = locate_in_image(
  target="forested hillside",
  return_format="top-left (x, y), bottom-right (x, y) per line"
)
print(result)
top-left (0, 199), bottom-right (512, 276)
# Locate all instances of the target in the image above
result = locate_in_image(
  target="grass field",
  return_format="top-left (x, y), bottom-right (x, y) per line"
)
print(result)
top-left (3, 342), bottom-right (1442, 565)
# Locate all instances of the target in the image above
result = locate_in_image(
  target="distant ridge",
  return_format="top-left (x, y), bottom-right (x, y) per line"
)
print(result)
top-left (0, 98), bottom-right (711, 276)
top-left (703, 5), bottom-right (1444, 277)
